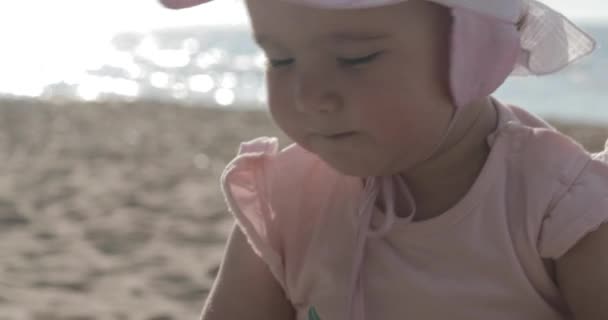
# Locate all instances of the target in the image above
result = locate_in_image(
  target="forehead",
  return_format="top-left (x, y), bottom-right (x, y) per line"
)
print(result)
top-left (245, 0), bottom-right (449, 47)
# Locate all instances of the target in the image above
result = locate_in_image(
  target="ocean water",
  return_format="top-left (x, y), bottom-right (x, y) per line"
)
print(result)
top-left (1, 24), bottom-right (607, 124)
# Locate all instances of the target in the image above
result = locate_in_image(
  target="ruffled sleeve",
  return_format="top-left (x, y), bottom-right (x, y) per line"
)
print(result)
top-left (538, 153), bottom-right (608, 259)
top-left (220, 136), bottom-right (334, 295)
top-left (220, 137), bottom-right (286, 287)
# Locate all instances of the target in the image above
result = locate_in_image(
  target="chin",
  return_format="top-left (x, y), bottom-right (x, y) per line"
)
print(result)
top-left (322, 152), bottom-right (420, 178)
top-left (321, 157), bottom-right (388, 177)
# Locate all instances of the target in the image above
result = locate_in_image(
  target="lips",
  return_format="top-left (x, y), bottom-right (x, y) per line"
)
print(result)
top-left (327, 132), bottom-right (356, 138)
top-left (319, 131), bottom-right (358, 140)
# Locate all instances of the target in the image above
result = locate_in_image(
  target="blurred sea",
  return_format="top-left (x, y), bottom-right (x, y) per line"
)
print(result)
top-left (0, 24), bottom-right (606, 124)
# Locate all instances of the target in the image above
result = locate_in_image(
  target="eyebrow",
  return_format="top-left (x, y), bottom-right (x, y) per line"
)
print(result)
top-left (254, 31), bottom-right (390, 48)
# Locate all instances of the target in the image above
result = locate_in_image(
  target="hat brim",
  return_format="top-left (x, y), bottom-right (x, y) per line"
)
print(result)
top-left (513, 0), bottom-right (596, 75)
top-left (159, 0), bottom-right (213, 9)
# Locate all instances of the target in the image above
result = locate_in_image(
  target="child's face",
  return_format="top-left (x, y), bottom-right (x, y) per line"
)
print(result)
top-left (247, 0), bottom-right (455, 176)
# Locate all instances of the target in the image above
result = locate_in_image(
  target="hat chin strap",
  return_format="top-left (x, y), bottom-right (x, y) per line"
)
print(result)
top-left (414, 6), bottom-right (519, 167)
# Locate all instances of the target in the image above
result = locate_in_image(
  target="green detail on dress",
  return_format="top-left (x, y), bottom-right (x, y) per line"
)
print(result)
top-left (308, 306), bottom-right (321, 320)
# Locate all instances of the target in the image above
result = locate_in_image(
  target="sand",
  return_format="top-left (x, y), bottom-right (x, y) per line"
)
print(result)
top-left (0, 97), bottom-right (605, 320)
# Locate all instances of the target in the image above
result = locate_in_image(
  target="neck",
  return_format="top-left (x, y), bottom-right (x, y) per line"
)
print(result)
top-left (396, 97), bottom-right (498, 221)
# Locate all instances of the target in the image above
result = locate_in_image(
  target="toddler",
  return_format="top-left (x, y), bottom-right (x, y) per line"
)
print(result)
top-left (161, 0), bottom-right (608, 319)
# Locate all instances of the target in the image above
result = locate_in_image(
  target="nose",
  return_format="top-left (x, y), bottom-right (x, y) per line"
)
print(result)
top-left (293, 68), bottom-right (340, 114)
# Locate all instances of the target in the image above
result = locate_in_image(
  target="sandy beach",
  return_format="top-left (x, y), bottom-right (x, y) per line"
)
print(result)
top-left (0, 97), bottom-right (606, 320)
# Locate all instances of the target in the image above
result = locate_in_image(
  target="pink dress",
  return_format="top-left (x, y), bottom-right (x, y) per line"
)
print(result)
top-left (221, 99), bottom-right (608, 320)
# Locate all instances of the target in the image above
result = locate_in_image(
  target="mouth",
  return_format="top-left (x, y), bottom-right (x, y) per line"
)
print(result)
top-left (321, 131), bottom-right (358, 140)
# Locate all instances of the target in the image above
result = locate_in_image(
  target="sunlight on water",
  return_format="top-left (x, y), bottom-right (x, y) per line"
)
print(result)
top-left (134, 36), bottom-right (159, 61)
top-left (0, 62), bottom-right (45, 97)
top-left (113, 79), bottom-right (140, 97)
top-left (150, 49), bottom-right (192, 69)
top-left (0, 81), bottom-right (44, 98)
top-left (196, 49), bottom-right (226, 69)
top-left (189, 75), bottom-right (215, 93)
top-left (0, 23), bottom-right (605, 121)
top-left (214, 88), bottom-right (236, 106)
top-left (183, 38), bottom-right (201, 54)
top-left (219, 73), bottom-right (238, 89)
top-left (257, 89), bottom-right (267, 104)
top-left (77, 76), bottom-right (140, 101)
top-left (77, 84), bottom-right (100, 101)
top-left (171, 83), bottom-right (189, 100)
top-left (132, 36), bottom-right (193, 69)
top-left (135, 36), bottom-right (192, 69)
top-left (90, 50), bottom-right (143, 79)
top-left (234, 55), bottom-right (257, 70)
top-left (254, 53), bottom-right (268, 69)
top-left (0, 22), bottom-right (273, 108)
top-left (150, 72), bottom-right (172, 89)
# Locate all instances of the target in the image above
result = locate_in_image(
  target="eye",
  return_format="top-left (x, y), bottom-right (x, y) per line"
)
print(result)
top-left (267, 58), bottom-right (294, 68)
top-left (338, 51), bottom-right (384, 66)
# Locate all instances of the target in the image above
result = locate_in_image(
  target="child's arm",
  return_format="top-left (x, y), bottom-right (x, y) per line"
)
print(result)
top-left (200, 224), bottom-right (296, 320)
top-left (556, 223), bottom-right (608, 319)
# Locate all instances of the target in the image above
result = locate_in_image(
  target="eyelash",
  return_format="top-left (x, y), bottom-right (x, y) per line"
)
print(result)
top-left (267, 51), bottom-right (384, 68)
top-left (268, 58), bottom-right (294, 68)
top-left (338, 51), bottom-right (384, 66)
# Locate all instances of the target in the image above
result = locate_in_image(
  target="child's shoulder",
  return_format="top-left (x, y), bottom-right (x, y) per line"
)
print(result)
top-left (501, 104), bottom-right (608, 258)
top-left (221, 136), bottom-right (351, 226)
top-left (220, 136), bottom-right (358, 290)
top-left (502, 104), bottom-right (594, 180)
top-left (534, 137), bottom-right (608, 258)
top-left (222, 136), bottom-right (341, 190)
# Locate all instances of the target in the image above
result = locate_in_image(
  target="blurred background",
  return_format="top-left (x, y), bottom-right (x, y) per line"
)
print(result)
top-left (0, 1), bottom-right (606, 320)
top-left (0, 0), bottom-right (607, 120)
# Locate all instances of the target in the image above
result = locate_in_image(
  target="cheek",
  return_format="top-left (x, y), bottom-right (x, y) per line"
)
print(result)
top-left (361, 48), bottom-right (449, 104)
top-left (346, 61), bottom-right (419, 108)
top-left (348, 57), bottom-right (451, 138)
top-left (351, 74), bottom-right (448, 152)
top-left (266, 73), bottom-right (291, 114)
top-left (347, 70), bottom-right (418, 125)
top-left (265, 73), bottom-right (305, 141)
